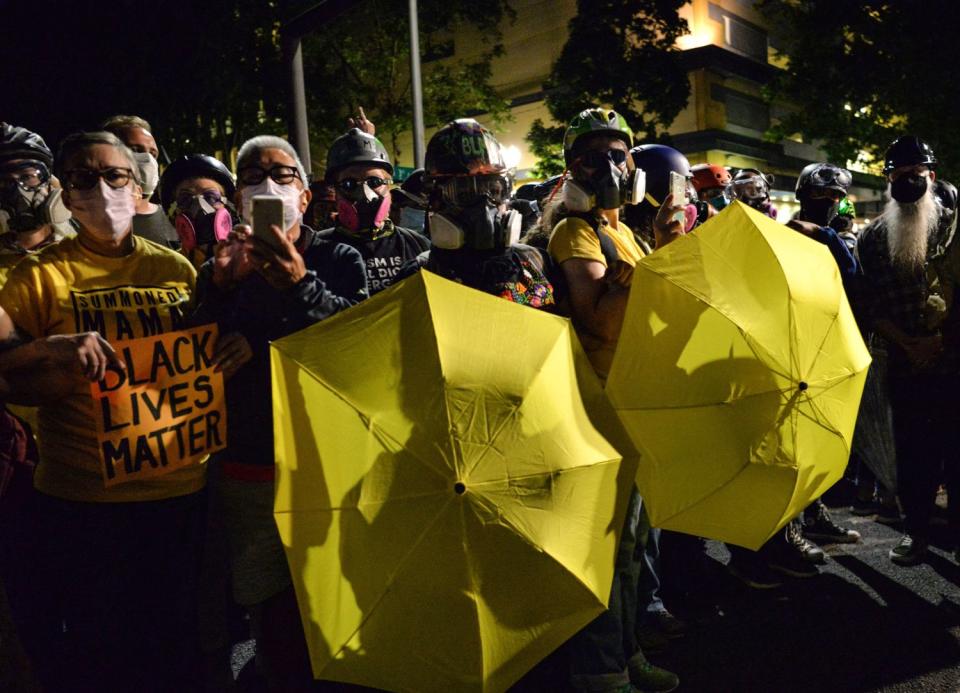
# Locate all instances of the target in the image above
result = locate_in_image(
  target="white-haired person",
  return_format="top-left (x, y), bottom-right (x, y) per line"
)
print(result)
top-left (191, 134), bottom-right (368, 689)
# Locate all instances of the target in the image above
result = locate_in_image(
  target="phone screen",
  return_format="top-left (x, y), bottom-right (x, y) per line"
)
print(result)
top-left (668, 171), bottom-right (687, 223)
top-left (669, 171), bottom-right (686, 204)
top-left (251, 195), bottom-right (285, 252)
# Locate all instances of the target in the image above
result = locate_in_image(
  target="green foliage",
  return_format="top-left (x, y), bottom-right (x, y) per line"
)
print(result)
top-left (302, 0), bottom-right (514, 176)
top-left (759, 0), bottom-right (960, 181)
top-left (147, 1), bottom-right (291, 162)
top-left (526, 0), bottom-right (690, 178)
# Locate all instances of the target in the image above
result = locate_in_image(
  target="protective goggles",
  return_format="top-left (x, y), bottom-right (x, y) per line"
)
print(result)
top-left (427, 174), bottom-right (511, 207)
top-left (64, 167), bottom-right (134, 191)
top-left (337, 176), bottom-right (392, 194)
top-left (727, 176), bottom-right (769, 201)
top-left (238, 165), bottom-right (301, 186)
top-left (0, 160), bottom-right (50, 191)
top-left (807, 165), bottom-right (852, 190)
top-left (175, 190), bottom-right (227, 210)
top-left (576, 149), bottom-right (628, 169)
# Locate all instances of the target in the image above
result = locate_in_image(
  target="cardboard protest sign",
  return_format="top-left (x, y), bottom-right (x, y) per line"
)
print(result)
top-left (91, 324), bottom-right (227, 487)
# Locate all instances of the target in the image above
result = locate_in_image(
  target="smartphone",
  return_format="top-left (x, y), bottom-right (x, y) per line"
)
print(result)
top-left (251, 195), bottom-right (286, 252)
top-left (668, 171), bottom-right (687, 223)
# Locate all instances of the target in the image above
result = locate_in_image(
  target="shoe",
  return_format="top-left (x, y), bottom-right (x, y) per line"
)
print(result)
top-left (628, 658), bottom-right (680, 692)
top-left (876, 503), bottom-right (901, 525)
top-left (851, 498), bottom-right (879, 516)
top-left (889, 534), bottom-right (928, 566)
top-left (804, 504), bottom-right (861, 544)
top-left (767, 522), bottom-right (821, 577)
top-left (786, 519), bottom-right (827, 564)
top-left (652, 610), bottom-right (686, 639)
top-left (727, 556), bottom-right (782, 589)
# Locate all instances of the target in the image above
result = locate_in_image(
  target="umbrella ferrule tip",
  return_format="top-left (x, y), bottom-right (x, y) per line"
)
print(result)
top-left (798, 381), bottom-right (809, 391)
top-left (454, 481), bottom-right (467, 495)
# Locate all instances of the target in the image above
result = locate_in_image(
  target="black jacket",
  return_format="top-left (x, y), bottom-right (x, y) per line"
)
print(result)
top-left (192, 225), bottom-right (368, 467)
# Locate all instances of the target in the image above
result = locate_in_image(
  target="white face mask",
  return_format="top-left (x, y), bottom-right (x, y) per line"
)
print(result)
top-left (241, 178), bottom-right (303, 231)
top-left (69, 179), bottom-right (136, 241)
top-left (132, 152), bottom-right (159, 197)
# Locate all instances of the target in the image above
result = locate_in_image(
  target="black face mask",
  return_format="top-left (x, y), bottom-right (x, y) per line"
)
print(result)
top-left (801, 198), bottom-right (840, 227)
top-left (890, 174), bottom-right (928, 204)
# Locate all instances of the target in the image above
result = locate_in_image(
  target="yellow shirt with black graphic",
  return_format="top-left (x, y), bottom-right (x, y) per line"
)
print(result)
top-left (0, 236), bottom-right (201, 503)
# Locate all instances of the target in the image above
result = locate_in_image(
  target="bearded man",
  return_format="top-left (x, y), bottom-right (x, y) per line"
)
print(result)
top-left (858, 135), bottom-right (960, 566)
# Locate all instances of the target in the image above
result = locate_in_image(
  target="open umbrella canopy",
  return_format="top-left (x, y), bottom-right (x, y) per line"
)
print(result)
top-left (607, 202), bottom-right (870, 550)
top-left (271, 270), bottom-right (637, 693)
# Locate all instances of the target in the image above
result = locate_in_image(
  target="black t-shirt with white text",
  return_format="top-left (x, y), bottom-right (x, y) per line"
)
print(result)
top-left (319, 222), bottom-right (429, 294)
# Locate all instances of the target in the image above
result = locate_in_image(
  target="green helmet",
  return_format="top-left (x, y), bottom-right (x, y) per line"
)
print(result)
top-left (563, 108), bottom-right (633, 166)
top-left (837, 196), bottom-right (856, 218)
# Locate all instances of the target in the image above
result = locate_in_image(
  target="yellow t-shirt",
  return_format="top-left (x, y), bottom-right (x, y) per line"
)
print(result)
top-left (0, 236), bottom-right (202, 503)
top-left (548, 216), bottom-right (646, 378)
top-left (547, 215), bottom-right (644, 268)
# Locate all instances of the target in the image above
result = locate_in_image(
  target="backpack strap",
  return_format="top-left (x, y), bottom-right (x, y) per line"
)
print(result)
top-left (566, 212), bottom-right (619, 267)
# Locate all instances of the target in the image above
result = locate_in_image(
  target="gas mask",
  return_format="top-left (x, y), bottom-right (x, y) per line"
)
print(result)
top-left (0, 162), bottom-right (69, 234)
top-left (175, 194), bottom-right (233, 251)
top-left (428, 198), bottom-right (521, 251)
top-left (132, 152), bottom-right (160, 198)
top-left (336, 180), bottom-right (391, 233)
top-left (563, 169), bottom-right (646, 213)
top-left (890, 173), bottom-right (929, 204)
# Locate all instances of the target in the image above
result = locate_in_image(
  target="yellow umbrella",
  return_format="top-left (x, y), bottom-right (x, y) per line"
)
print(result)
top-left (271, 270), bottom-right (636, 693)
top-left (606, 201), bottom-right (870, 550)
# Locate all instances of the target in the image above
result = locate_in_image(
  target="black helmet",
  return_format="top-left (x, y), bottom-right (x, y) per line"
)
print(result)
top-left (0, 123), bottom-right (54, 169)
top-left (159, 155), bottom-right (236, 209)
top-left (425, 119), bottom-right (507, 177)
top-left (883, 135), bottom-right (936, 174)
top-left (325, 128), bottom-right (392, 183)
top-left (795, 163), bottom-right (852, 199)
top-left (629, 144), bottom-right (691, 210)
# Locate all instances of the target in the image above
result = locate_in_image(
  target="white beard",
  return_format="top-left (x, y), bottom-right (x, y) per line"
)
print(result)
top-left (884, 185), bottom-right (940, 270)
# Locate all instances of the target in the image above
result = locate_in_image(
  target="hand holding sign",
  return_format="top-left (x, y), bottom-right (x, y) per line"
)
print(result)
top-left (40, 332), bottom-right (125, 381)
top-left (249, 225), bottom-right (307, 290)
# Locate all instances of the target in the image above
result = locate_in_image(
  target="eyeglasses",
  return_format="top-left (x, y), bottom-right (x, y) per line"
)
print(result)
top-left (64, 167), bottom-right (135, 191)
top-left (238, 165), bottom-right (301, 186)
top-left (337, 176), bottom-right (392, 193)
top-left (0, 162), bottom-right (50, 191)
top-left (427, 174), bottom-right (510, 207)
top-left (176, 190), bottom-right (227, 210)
top-left (577, 149), bottom-right (628, 169)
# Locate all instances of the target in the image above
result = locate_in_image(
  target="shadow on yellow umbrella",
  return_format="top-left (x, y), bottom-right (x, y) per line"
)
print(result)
top-left (271, 270), bottom-right (637, 693)
top-left (607, 201), bottom-right (870, 550)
